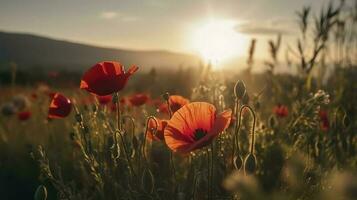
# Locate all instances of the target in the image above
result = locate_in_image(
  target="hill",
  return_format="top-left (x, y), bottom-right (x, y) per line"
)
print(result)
top-left (0, 31), bottom-right (200, 71)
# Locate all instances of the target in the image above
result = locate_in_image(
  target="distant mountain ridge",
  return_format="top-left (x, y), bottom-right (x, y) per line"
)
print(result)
top-left (0, 31), bottom-right (200, 71)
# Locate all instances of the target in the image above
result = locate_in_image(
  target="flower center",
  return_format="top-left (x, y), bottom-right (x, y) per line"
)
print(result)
top-left (194, 128), bottom-right (207, 141)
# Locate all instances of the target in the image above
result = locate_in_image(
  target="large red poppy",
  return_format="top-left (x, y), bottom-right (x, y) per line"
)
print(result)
top-left (158, 95), bottom-right (190, 114)
top-left (129, 93), bottom-right (149, 107)
top-left (80, 61), bottom-right (138, 96)
top-left (164, 102), bottom-right (231, 154)
top-left (48, 93), bottom-right (72, 119)
top-left (273, 104), bottom-right (288, 118)
top-left (146, 118), bottom-right (168, 141)
top-left (17, 111), bottom-right (31, 121)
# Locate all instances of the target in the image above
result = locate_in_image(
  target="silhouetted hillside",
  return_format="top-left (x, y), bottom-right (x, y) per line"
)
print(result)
top-left (0, 31), bottom-right (200, 71)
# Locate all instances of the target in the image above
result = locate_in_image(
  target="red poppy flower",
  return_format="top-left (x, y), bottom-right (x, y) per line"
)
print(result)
top-left (164, 102), bottom-right (232, 154)
top-left (319, 110), bottom-right (329, 131)
top-left (129, 93), bottom-right (149, 106)
top-left (273, 104), bottom-right (288, 118)
top-left (80, 61), bottom-right (138, 96)
top-left (48, 93), bottom-right (72, 119)
top-left (158, 95), bottom-right (190, 114)
top-left (17, 111), bottom-right (31, 121)
top-left (149, 98), bottom-right (163, 108)
top-left (96, 95), bottom-right (112, 105)
top-left (147, 118), bottom-right (168, 141)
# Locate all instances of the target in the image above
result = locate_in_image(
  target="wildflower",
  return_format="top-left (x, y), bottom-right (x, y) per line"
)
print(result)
top-left (129, 93), bottom-right (149, 106)
top-left (319, 110), bottom-right (329, 131)
top-left (158, 95), bottom-right (190, 114)
top-left (17, 111), bottom-right (32, 121)
top-left (80, 61), bottom-right (138, 96)
top-left (48, 93), bottom-right (72, 119)
top-left (96, 95), bottom-right (112, 105)
top-left (147, 118), bottom-right (168, 141)
top-left (273, 104), bottom-right (288, 118)
top-left (164, 102), bottom-right (232, 153)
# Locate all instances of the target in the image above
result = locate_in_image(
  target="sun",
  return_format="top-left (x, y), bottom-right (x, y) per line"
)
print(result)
top-left (190, 19), bottom-right (248, 66)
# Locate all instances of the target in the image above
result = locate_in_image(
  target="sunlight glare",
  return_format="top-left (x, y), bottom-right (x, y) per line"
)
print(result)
top-left (191, 19), bottom-right (248, 66)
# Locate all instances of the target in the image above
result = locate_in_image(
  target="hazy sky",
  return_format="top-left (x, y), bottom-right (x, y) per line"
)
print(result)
top-left (0, 0), bottom-right (336, 55)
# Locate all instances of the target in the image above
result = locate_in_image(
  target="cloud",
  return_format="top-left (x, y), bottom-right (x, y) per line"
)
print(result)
top-left (100, 11), bottom-right (118, 19)
top-left (236, 19), bottom-right (296, 36)
top-left (99, 11), bottom-right (138, 22)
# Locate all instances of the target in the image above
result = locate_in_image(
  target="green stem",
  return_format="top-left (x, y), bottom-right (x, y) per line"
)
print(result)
top-left (116, 93), bottom-right (136, 178)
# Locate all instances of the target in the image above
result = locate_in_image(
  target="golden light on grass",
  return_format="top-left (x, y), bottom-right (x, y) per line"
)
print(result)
top-left (190, 19), bottom-right (248, 68)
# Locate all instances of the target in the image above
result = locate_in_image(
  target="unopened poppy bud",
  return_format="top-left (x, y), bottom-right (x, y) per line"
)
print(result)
top-left (234, 80), bottom-right (246, 99)
top-left (75, 114), bottom-right (83, 123)
top-left (269, 116), bottom-right (276, 128)
top-left (342, 114), bottom-right (350, 128)
top-left (162, 92), bottom-right (170, 101)
top-left (233, 155), bottom-right (243, 170)
top-left (242, 93), bottom-right (250, 105)
top-left (34, 185), bottom-right (47, 200)
top-left (244, 154), bottom-right (257, 175)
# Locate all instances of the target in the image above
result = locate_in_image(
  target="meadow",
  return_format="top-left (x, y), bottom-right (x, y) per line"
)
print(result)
top-left (0, 1), bottom-right (357, 200)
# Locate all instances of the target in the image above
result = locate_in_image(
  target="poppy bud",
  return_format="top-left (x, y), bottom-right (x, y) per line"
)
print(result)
top-left (342, 114), bottom-right (350, 128)
top-left (269, 115), bottom-right (276, 128)
top-left (75, 114), bottom-right (83, 123)
top-left (242, 93), bottom-right (250, 105)
top-left (234, 80), bottom-right (246, 99)
top-left (244, 154), bottom-right (257, 175)
top-left (34, 185), bottom-right (47, 200)
top-left (162, 92), bottom-right (170, 101)
top-left (233, 155), bottom-right (243, 170)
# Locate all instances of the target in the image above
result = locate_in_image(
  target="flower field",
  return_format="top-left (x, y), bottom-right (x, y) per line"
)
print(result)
top-left (0, 1), bottom-right (357, 200)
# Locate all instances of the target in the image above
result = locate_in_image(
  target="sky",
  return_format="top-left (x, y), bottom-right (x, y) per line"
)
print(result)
top-left (0, 0), bottom-right (338, 59)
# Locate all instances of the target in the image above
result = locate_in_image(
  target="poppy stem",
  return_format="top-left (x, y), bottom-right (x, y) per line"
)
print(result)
top-left (232, 98), bottom-right (241, 167)
top-left (142, 116), bottom-right (158, 163)
top-left (116, 92), bottom-right (136, 179)
top-left (210, 143), bottom-right (214, 200)
top-left (170, 151), bottom-right (177, 185)
top-left (164, 92), bottom-right (177, 188)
